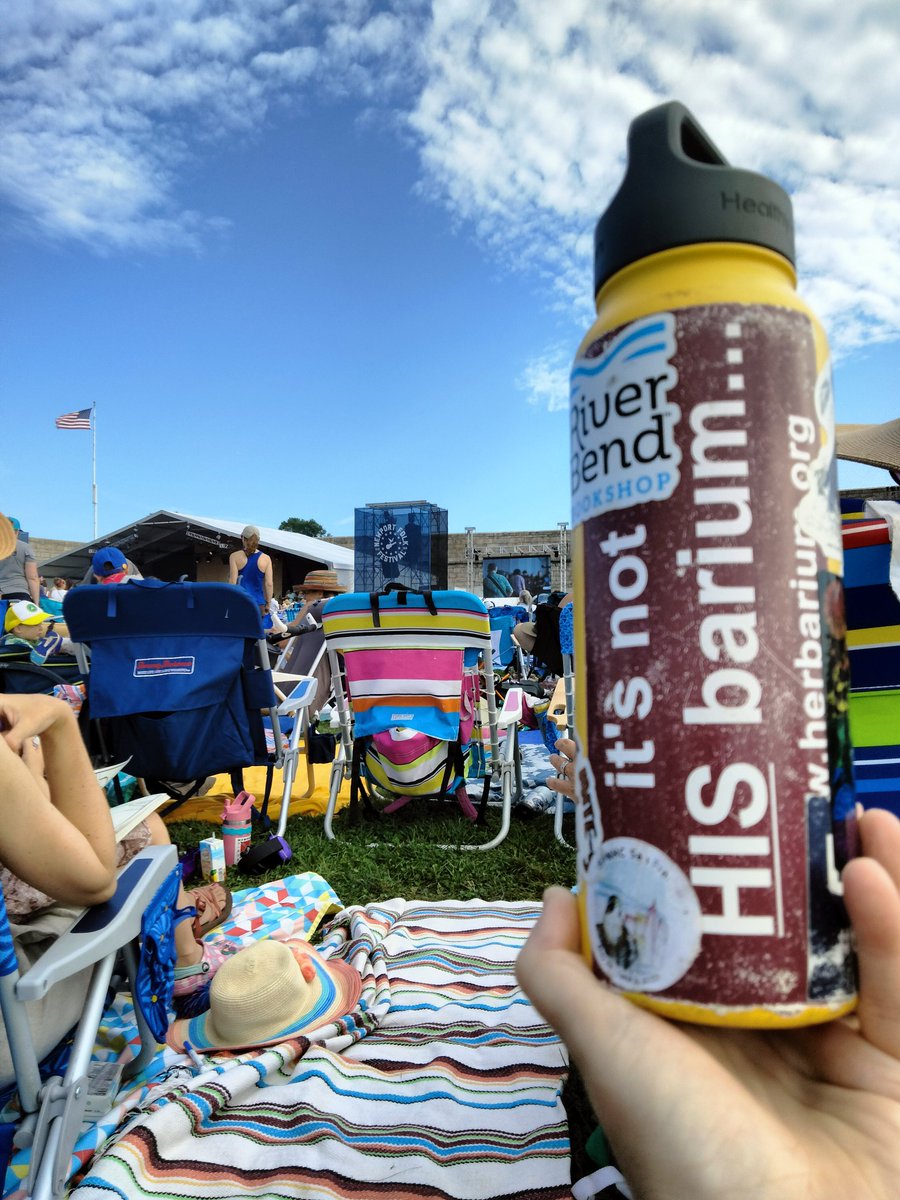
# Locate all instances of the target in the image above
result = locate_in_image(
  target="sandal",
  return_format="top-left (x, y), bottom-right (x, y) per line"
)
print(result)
top-left (184, 882), bottom-right (233, 939)
top-left (173, 941), bottom-right (231, 997)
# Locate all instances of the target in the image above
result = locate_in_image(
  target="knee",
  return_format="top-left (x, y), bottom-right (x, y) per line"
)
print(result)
top-left (143, 811), bottom-right (172, 846)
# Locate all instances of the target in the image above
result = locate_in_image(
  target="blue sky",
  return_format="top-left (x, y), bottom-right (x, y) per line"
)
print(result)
top-left (2, 1), bottom-right (898, 545)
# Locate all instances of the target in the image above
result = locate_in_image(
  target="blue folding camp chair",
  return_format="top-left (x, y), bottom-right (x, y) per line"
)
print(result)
top-left (321, 588), bottom-right (523, 851)
top-left (63, 581), bottom-right (316, 864)
top-left (487, 605), bottom-right (527, 680)
top-left (0, 844), bottom-right (178, 1200)
top-left (550, 601), bottom-right (575, 846)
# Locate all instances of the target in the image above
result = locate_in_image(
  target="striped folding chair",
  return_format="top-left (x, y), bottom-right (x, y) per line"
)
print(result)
top-left (321, 587), bottom-right (523, 850)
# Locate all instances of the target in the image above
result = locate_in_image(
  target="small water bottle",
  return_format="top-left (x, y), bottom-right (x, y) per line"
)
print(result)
top-left (222, 790), bottom-right (254, 867)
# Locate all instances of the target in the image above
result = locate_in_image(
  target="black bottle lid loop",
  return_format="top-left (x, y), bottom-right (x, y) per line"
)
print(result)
top-left (594, 101), bottom-right (795, 297)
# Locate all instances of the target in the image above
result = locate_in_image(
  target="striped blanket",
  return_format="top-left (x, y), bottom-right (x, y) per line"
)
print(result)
top-left (74, 900), bottom-right (572, 1200)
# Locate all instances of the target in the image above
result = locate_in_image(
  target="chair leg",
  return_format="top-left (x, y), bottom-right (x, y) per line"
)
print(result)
top-left (553, 790), bottom-right (574, 849)
top-left (27, 953), bottom-right (118, 1200)
top-left (323, 756), bottom-right (345, 840)
top-left (120, 941), bottom-right (159, 1082)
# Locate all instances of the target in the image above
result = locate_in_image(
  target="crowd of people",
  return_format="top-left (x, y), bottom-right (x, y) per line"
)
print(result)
top-left (2, 508), bottom-right (900, 1198)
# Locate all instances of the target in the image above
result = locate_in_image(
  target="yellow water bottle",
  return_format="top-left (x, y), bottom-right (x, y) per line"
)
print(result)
top-left (571, 101), bottom-right (857, 1027)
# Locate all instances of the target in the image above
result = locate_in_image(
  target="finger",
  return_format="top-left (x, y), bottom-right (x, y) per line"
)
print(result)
top-left (792, 1015), bottom-right (900, 1099)
top-left (517, 889), bottom-right (782, 1196)
top-left (842, 848), bottom-right (900, 1059)
top-left (546, 775), bottom-right (574, 799)
top-left (518, 886), bottom-right (581, 957)
top-left (858, 806), bottom-right (900, 893)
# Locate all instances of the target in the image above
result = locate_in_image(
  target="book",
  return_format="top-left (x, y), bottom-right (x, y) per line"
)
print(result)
top-left (93, 759), bottom-right (132, 789)
top-left (109, 793), bottom-right (170, 839)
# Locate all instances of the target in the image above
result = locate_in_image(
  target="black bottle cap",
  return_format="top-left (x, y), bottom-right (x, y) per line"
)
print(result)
top-left (594, 101), bottom-right (795, 297)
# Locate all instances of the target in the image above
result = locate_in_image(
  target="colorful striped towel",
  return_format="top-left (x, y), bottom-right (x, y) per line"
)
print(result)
top-left (73, 900), bottom-right (572, 1200)
top-left (323, 592), bottom-right (492, 742)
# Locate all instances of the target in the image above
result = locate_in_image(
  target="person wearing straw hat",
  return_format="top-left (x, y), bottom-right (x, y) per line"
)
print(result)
top-left (166, 937), bottom-right (362, 1054)
top-left (836, 418), bottom-right (900, 485)
top-left (281, 568), bottom-right (346, 638)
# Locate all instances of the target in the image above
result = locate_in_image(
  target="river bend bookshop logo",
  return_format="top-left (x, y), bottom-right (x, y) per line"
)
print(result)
top-left (571, 313), bottom-right (682, 524)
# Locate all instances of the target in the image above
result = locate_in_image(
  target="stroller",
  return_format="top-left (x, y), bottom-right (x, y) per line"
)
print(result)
top-left (321, 586), bottom-right (523, 850)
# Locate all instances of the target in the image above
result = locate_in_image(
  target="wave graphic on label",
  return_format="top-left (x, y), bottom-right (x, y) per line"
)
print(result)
top-left (571, 313), bottom-right (681, 525)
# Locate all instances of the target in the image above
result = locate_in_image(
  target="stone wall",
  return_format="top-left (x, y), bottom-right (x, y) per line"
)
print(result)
top-left (30, 538), bottom-right (82, 572)
top-left (327, 528), bottom-right (573, 594)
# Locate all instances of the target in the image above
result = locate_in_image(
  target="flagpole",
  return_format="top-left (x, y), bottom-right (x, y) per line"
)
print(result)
top-left (91, 403), bottom-right (98, 538)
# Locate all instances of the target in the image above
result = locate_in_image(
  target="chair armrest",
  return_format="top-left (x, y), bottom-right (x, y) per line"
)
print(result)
top-left (277, 676), bottom-right (317, 715)
top-left (498, 687), bottom-right (524, 727)
top-left (16, 845), bottom-right (178, 1002)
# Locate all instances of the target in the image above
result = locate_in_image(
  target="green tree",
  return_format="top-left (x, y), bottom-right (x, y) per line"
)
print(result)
top-left (279, 517), bottom-right (328, 538)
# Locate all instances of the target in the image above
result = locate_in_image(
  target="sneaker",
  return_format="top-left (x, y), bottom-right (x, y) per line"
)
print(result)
top-left (173, 941), bottom-right (230, 997)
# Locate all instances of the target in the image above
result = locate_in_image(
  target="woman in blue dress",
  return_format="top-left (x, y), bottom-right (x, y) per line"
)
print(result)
top-left (228, 524), bottom-right (274, 629)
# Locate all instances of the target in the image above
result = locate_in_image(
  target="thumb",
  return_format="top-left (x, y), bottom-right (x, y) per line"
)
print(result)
top-left (516, 887), bottom-right (629, 1052)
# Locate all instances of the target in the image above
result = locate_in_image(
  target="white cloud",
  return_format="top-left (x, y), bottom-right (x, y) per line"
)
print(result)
top-left (409, 0), bottom-right (900, 362)
top-left (517, 345), bottom-right (571, 412)
top-left (0, 0), bottom-right (418, 249)
top-left (2, 0), bottom-right (900, 372)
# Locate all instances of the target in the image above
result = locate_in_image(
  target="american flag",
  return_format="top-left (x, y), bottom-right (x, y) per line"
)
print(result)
top-left (55, 408), bottom-right (92, 430)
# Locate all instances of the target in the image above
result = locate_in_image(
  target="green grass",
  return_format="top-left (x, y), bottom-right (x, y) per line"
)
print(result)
top-left (169, 800), bottom-right (577, 906)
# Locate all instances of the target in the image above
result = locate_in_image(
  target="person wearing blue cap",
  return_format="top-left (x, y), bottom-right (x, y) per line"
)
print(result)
top-left (91, 546), bottom-right (132, 584)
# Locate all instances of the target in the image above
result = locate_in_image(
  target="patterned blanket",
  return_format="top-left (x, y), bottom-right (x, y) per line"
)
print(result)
top-left (73, 899), bottom-right (572, 1200)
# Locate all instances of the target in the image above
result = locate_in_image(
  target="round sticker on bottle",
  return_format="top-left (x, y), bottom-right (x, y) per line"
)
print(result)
top-left (585, 837), bottom-right (702, 992)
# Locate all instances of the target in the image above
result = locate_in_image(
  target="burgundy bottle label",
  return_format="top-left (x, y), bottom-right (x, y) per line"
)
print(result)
top-left (572, 304), bottom-right (857, 1011)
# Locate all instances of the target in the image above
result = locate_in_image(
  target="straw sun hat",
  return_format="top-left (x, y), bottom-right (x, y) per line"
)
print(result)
top-left (167, 939), bottom-right (362, 1053)
top-left (299, 568), bottom-right (346, 594)
top-left (836, 418), bottom-right (900, 481)
top-left (0, 513), bottom-right (15, 561)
